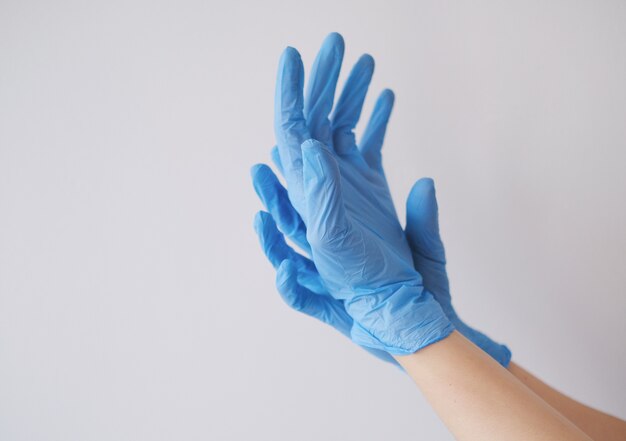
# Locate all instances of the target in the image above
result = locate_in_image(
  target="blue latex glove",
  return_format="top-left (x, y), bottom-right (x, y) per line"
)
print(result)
top-left (405, 179), bottom-right (511, 366)
top-left (251, 44), bottom-right (401, 365)
top-left (253, 209), bottom-right (398, 366)
top-left (252, 165), bottom-right (511, 366)
top-left (266, 33), bottom-right (453, 355)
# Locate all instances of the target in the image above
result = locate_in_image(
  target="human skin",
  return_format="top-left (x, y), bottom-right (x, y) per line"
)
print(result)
top-left (508, 362), bottom-right (626, 441)
top-left (395, 332), bottom-right (593, 441)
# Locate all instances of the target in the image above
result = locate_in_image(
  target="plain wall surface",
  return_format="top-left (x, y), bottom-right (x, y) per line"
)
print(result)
top-left (1, 1), bottom-right (625, 440)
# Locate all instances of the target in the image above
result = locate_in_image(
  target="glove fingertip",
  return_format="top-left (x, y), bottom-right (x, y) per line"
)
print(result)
top-left (253, 210), bottom-right (265, 230)
top-left (250, 163), bottom-right (265, 179)
top-left (407, 177), bottom-right (435, 202)
top-left (281, 46), bottom-right (302, 63)
top-left (301, 138), bottom-right (326, 152)
top-left (358, 53), bottom-right (375, 70)
top-left (499, 345), bottom-right (513, 368)
top-left (251, 163), bottom-right (275, 184)
top-left (251, 163), bottom-right (276, 201)
top-left (322, 32), bottom-right (345, 56)
top-left (378, 88), bottom-right (395, 108)
top-left (406, 177), bottom-right (438, 226)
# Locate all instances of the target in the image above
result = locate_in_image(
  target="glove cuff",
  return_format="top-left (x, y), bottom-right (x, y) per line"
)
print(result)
top-left (347, 286), bottom-right (455, 355)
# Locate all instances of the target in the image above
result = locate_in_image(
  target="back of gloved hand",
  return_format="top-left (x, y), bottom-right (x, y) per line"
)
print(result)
top-left (265, 33), bottom-right (453, 355)
top-left (253, 32), bottom-right (511, 363)
top-left (253, 165), bottom-right (510, 365)
top-left (299, 139), bottom-right (453, 355)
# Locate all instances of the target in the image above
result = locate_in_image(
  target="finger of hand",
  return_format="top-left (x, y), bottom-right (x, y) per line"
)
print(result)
top-left (405, 178), bottom-right (446, 263)
top-left (304, 32), bottom-right (345, 146)
top-left (251, 163), bottom-right (310, 254)
top-left (275, 46), bottom-right (310, 206)
top-left (360, 89), bottom-right (395, 172)
top-left (331, 54), bottom-right (374, 155)
top-left (301, 139), bottom-right (352, 250)
top-left (276, 259), bottom-right (353, 337)
top-left (253, 210), bottom-right (325, 293)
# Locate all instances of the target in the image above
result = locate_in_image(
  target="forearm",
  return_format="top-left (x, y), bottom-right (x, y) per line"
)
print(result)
top-left (508, 362), bottom-right (626, 441)
top-left (394, 331), bottom-right (592, 441)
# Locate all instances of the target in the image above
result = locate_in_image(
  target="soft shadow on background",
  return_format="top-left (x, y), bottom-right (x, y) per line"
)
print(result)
top-left (1, 1), bottom-right (625, 440)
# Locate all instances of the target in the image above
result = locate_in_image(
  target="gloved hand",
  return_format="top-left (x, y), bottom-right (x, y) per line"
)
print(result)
top-left (253, 32), bottom-right (511, 363)
top-left (405, 179), bottom-right (511, 366)
top-left (262, 32), bottom-right (453, 355)
top-left (252, 166), bottom-right (510, 366)
top-left (253, 208), bottom-right (398, 366)
top-left (251, 35), bottom-right (401, 365)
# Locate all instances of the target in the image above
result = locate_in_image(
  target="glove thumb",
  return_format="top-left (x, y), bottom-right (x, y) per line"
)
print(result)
top-left (301, 139), bottom-right (352, 250)
top-left (405, 178), bottom-right (446, 263)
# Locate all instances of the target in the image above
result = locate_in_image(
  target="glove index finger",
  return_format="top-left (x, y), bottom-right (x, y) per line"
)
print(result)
top-left (332, 53), bottom-right (375, 155)
top-left (304, 33), bottom-right (345, 146)
top-left (275, 46), bottom-right (310, 209)
top-left (360, 89), bottom-right (395, 172)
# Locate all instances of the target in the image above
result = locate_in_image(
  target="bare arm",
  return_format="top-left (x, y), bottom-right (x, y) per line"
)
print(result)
top-left (508, 362), bottom-right (626, 441)
top-left (395, 332), bottom-right (592, 441)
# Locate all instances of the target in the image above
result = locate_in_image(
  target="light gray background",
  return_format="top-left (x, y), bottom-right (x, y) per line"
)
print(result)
top-left (1, 1), bottom-right (625, 440)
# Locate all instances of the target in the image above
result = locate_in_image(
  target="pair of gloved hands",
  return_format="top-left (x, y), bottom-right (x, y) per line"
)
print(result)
top-left (251, 33), bottom-right (510, 367)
